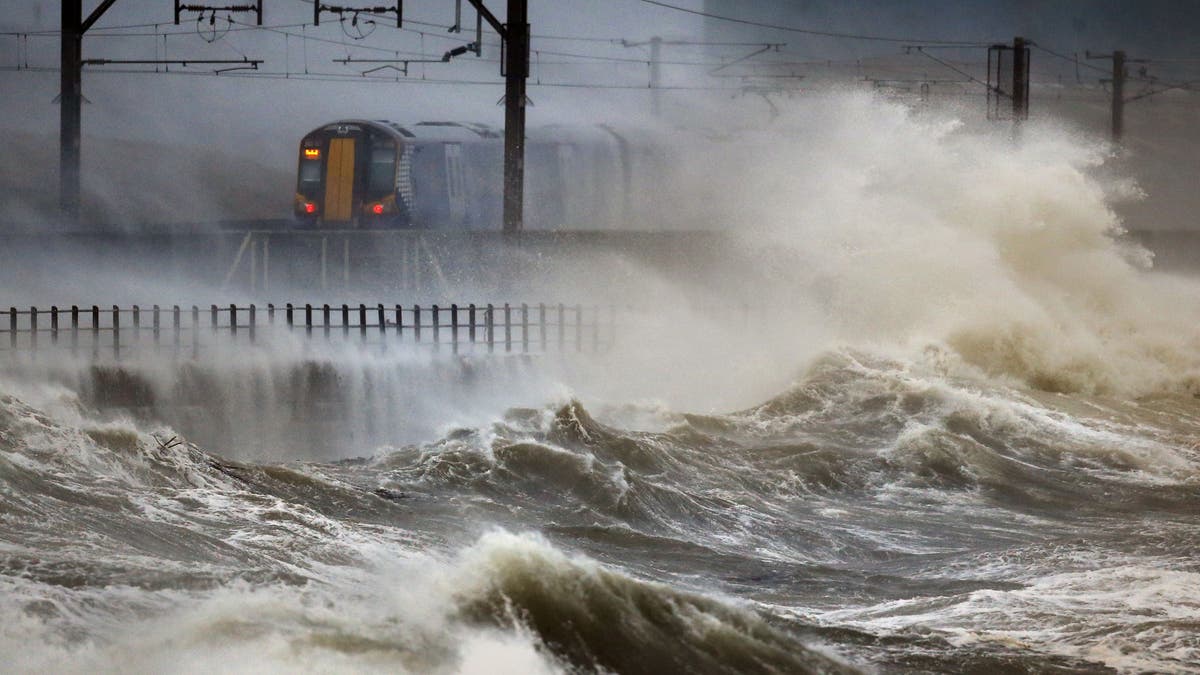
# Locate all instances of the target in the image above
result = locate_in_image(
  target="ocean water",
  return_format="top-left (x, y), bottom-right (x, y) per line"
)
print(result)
top-left (3, 92), bottom-right (1200, 673)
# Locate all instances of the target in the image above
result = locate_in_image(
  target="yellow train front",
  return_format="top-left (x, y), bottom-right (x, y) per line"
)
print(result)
top-left (295, 119), bottom-right (653, 230)
top-left (296, 119), bottom-right (425, 228)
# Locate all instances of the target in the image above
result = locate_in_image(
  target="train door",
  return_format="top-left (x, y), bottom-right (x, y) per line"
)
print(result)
top-left (324, 137), bottom-right (356, 223)
top-left (444, 143), bottom-right (467, 225)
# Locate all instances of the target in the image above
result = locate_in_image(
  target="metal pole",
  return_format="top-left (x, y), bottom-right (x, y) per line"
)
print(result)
top-left (432, 304), bottom-right (440, 350)
top-left (539, 302), bottom-right (546, 351)
top-left (502, 0), bottom-right (529, 234)
top-left (521, 303), bottom-right (528, 353)
top-left (377, 303), bottom-right (386, 353)
top-left (58, 0), bottom-right (118, 221)
top-left (504, 303), bottom-right (512, 352)
top-left (557, 303), bottom-right (564, 351)
top-left (91, 305), bottom-right (99, 358)
top-left (486, 304), bottom-right (494, 353)
top-left (112, 305), bottom-right (120, 360)
top-left (60, 0), bottom-right (82, 221)
top-left (1012, 36), bottom-right (1028, 121)
top-left (71, 305), bottom-right (79, 356)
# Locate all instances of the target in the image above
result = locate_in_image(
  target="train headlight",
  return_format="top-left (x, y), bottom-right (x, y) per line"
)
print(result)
top-left (370, 203), bottom-right (385, 215)
top-left (304, 202), bottom-right (317, 214)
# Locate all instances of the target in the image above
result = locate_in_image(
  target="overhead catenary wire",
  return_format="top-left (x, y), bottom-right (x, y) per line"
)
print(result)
top-left (910, 47), bottom-right (993, 92)
top-left (635, 0), bottom-right (991, 46)
top-left (0, 62), bottom-right (746, 90)
top-left (4, 3), bottom-right (1197, 98)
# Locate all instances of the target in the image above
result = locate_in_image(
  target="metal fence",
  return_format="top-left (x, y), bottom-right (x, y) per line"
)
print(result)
top-left (0, 303), bottom-right (614, 361)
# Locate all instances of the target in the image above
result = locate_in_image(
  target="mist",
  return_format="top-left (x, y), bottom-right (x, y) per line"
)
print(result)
top-left (3, 2), bottom-right (1200, 673)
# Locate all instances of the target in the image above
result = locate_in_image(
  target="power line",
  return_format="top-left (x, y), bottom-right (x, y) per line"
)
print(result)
top-left (910, 47), bottom-right (991, 91)
top-left (635, 0), bottom-right (991, 46)
top-left (1031, 43), bottom-right (1108, 75)
top-left (0, 62), bottom-right (744, 90)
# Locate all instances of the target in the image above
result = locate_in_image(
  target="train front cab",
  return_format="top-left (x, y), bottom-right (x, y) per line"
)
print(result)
top-left (295, 121), bottom-right (405, 228)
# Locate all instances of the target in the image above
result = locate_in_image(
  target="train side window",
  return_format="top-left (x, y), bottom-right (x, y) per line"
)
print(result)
top-left (299, 160), bottom-right (321, 184)
top-left (368, 145), bottom-right (396, 193)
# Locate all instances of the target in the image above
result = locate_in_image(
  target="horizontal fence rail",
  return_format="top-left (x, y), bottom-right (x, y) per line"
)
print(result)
top-left (0, 303), bottom-right (617, 361)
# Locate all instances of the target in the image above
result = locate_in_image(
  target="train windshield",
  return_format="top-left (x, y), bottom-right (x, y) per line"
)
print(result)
top-left (368, 145), bottom-right (396, 193)
top-left (299, 159), bottom-right (321, 185)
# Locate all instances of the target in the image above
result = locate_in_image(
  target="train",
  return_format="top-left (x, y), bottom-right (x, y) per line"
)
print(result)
top-left (293, 119), bottom-right (665, 230)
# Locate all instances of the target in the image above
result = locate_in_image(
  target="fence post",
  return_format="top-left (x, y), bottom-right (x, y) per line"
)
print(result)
top-left (191, 305), bottom-right (199, 359)
top-left (539, 303), bottom-right (546, 352)
top-left (230, 304), bottom-right (238, 338)
top-left (414, 305), bottom-right (422, 343)
top-left (377, 303), bottom-right (386, 353)
top-left (341, 304), bottom-right (349, 338)
top-left (504, 303), bottom-right (512, 353)
top-left (51, 306), bottom-right (59, 346)
top-left (210, 305), bottom-right (218, 337)
top-left (152, 305), bottom-right (160, 348)
top-left (486, 304), bottom-right (494, 353)
top-left (112, 305), bottom-right (121, 361)
top-left (469, 304), bottom-right (477, 345)
top-left (286, 303), bottom-right (294, 331)
top-left (432, 305), bottom-right (440, 351)
top-left (557, 303), bottom-right (565, 351)
top-left (575, 304), bottom-right (583, 353)
top-left (268, 303), bottom-right (275, 326)
top-left (172, 305), bottom-right (180, 356)
top-left (91, 306), bottom-right (100, 359)
top-left (359, 304), bottom-right (367, 342)
top-left (8, 307), bottom-right (15, 352)
top-left (29, 307), bottom-right (37, 354)
top-left (305, 304), bottom-right (313, 338)
top-left (395, 304), bottom-right (403, 340)
top-left (71, 305), bottom-right (79, 356)
top-left (592, 305), bottom-right (599, 352)
top-left (323, 304), bottom-right (331, 340)
top-left (451, 304), bottom-right (459, 355)
top-left (520, 303), bottom-right (529, 353)
top-left (132, 305), bottom-right (140, 343)
top-left (249, 304), bottom-right (256, 344)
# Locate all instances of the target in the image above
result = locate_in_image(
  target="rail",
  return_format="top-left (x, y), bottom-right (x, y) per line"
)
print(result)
top-left (0, 303), bottom-right (614, 361)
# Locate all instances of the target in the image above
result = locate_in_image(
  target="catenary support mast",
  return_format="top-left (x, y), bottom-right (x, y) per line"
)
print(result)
top-left (467, 0), bottom-right (529, 234)
top-left (59, 0), bottom-right (119, 223)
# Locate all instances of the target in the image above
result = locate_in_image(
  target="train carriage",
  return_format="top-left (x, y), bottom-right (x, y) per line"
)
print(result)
top-left (294, 119), bottom-right (639, 230)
